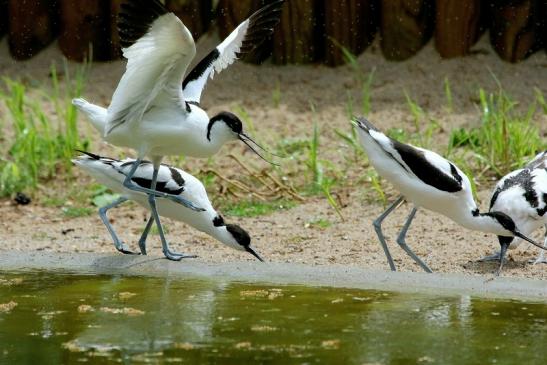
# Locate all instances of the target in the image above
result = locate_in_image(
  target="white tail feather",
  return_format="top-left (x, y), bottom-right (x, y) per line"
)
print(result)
top-left (72, 98), bottom-right (107, 135)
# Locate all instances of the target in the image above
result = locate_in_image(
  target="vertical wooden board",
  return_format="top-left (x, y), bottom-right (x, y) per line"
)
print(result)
top-left (217, 0), bottom-right (275, 63)
top-left (380, 0), bottom-right (435, 61)
top-left (58, 0), bottom-right (113, 61)
top-left (217, 0), bottom-right (257, 39)
top-left (0, 0), bottom-right (7, 40)
top-left (8, 0), bottom-right (58, 60)
top-left (435, 0), bottom-right (483, 58)
top-left (324, 0), bottom-right (379, 66)
top-left (544, 0), bottom-right (547, 53)
top-left (109, 0), bottom-right (123, 60)
top-left (166, 0), bottom-right (212, 40)
top-left (272, 0), bottom-right (320, 64)
top-left (534, 0), bottom-right (546, 54)
top-left (489, 0), bottom-right (543, 62)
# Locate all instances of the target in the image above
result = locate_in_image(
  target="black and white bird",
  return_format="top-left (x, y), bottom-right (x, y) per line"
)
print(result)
top-left (479, 151), bottom-right (547, 269)
top-left (73, 0), bottom-right (284, 247)
top-left (73, 152), bottom-right (264, 262)
top-left (354, 117), bottom-right (545, 275)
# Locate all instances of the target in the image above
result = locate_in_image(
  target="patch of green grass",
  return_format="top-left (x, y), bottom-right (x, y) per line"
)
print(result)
top-left (272, 80), bottom-right (281, 108)
top-left (62, 206), bottom-right (94, 218)
top-left (535, 88), bottom-right (547, 115)
top-left (404, 91), bottom-right (425, 131)
top-left (386, 128), bottom-right (409, 143)
top-left (345, 90), bottom-right (355, 120)
top-left (150, 224), bottom-right (169, 235)
top-left (403, 92), bottom-right (441, 149)
top-left (307, 218), bottom-right (332, 229)
top-left (444, 77), bottom-right (453, 112)
top-left (335, 124), bottom-right (364, 163)
top-left (43, 196), bottom-right (66, 208)
top-left (223, 200), bottom-right (296, 218)
top-left (232, 104), bottom-right (277, 160)
top-left (0, 60), bottom-right (90, 197)
top-left (197, 171), bottom-right (218, 190)
top-left (333, 40), bottom-right (375, 116)
top-left (367, 170), bottom-right (387, 206)
top-left (448, 88), bottom-right (545, 177)
top-left (276, 139), bottom-right (308, 157)
top-left (307, 116), bottom-right (323, 187)
top-left (360, 68), bottom-right (375, 116)
top-left (305, 106), bottom-right (344, 219)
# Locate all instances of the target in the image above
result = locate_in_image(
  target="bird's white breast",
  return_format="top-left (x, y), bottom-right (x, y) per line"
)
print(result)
top-left (104, 105), bottom-right (220, 158)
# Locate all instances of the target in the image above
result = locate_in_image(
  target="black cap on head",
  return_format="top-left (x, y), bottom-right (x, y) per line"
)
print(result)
top-left (226, 224), bottom-right (251, 247)
top-left (207, 112), bottom-right (242, 140)
top-left (226, 224), bottom-right (264, 262)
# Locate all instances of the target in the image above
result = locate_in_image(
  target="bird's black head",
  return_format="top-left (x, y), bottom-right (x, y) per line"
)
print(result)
top-left (207, 111), bottom-right (279, 166)
top-left (225, 224), bottom-right (264, 262)
top-left (487, 211), bottom-right (546, 251)
top-left (207, 112), bottom-right (242, 141)
top-left (226, 224), bottom-right (251, 247)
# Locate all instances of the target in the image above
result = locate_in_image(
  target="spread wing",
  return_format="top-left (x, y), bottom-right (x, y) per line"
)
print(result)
top-left (182, 0), bottom-right (284, 104)
top-left (105, 0), bottom-right (196, 135)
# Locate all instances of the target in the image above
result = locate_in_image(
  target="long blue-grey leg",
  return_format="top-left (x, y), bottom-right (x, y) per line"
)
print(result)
top-left (147, 164), bottom-right (197, 261)
top-left (137, 216), bottom-right (154, 255)
top-left (372, 196), bottom-right (405, 271)
top-left (530, 226), bottom-right (547, 264)
top-left (122, 158), bottom-right (204, 212)
top-left (495, 241), bottom-right (510, 276)
top-left (98, 196), bottom-right (138, 255)
top-left (395, 208), bottom-right (433, 273)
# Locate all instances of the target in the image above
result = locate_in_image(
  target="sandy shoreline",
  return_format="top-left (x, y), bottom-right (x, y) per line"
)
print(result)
top-left (1, 34), bottom-right (546, 279)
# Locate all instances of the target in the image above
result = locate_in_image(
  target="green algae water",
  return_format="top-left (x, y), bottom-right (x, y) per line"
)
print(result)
top-left (1, 272), bottom-right (546, 364)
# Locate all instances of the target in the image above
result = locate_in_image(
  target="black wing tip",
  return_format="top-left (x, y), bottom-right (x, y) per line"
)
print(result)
top-left (248, 1), bottom-right (285, 28)
top-left (75, 150), bottom-right (102, 160)
top-left (237, 0), bottom-right (285, 56)
top-left (118, 0), bottom-right (169, 49)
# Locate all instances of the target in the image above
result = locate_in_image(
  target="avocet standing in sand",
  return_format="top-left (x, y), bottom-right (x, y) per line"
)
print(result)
top-left (73, 152), bottom-right (264, 262)
top-left (354, 117), bottom-right (546, 275)
top-left (73, 0), bottom-right (284, 252)
top-left (479, 151), bottom-right (547, 269)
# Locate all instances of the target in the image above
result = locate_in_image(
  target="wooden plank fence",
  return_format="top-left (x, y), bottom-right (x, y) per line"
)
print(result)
top-left (0, 0), bottom-right (545, 64)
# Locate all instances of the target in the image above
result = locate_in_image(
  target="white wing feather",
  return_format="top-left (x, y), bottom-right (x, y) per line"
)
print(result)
top-left (183, 20), bottom-right (249, 104)
top-left (105, 13), bottom-right (196, 135)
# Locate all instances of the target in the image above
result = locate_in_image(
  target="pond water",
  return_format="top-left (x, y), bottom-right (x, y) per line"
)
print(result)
top-left (0, 271), bottom-right (546, 364)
